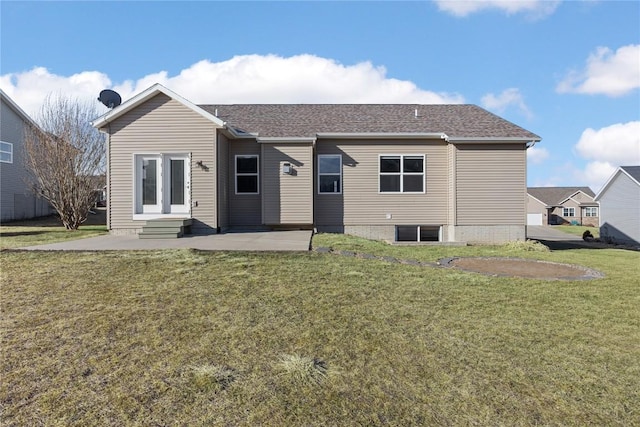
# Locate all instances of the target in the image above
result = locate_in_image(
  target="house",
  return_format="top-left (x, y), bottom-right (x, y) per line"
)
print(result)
top-left (0, 90), bottom-right (51, 222)
top-left (527, 187), bottom-right (598, 226)
top-left (92, 84), bottom-right (541, 243)
top-left (594, 166), bottom-right (640, 246)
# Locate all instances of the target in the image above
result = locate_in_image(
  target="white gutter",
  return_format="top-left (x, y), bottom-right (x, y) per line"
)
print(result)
top-left (448, 136), bottom-right (541, 144)
top-left (256, 137), bottom-right (317, 144)
top-left (316, 132), bottom-right (448, 140)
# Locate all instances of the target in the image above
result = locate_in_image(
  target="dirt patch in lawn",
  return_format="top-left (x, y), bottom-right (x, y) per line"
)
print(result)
top-left (440, 257), bottom-right (604, 280)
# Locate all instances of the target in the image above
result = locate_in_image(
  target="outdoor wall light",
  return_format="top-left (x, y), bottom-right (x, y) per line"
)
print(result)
top-left (283, 163), bottom-right (292, 174)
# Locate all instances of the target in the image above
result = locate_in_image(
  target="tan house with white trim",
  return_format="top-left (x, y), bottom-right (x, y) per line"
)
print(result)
top-left (92, 84), bottom-right (541, 243)
top-left (527, 187), bottom-right (598, 226)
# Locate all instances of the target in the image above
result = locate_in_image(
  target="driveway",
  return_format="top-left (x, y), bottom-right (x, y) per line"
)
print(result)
top-left (526, 225), bottom-right (609, 250)
top-left (20, 230), bottom-right (313, 252)
top-left (526, 226), bottom-right (581, 241)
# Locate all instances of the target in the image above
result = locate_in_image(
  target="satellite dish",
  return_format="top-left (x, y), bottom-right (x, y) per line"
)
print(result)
top-left (98, 89), bottom-right (122, 108)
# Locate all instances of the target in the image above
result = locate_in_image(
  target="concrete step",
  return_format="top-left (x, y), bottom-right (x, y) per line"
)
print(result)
top-left (139, 231), bottom-right (183, 239)
top-left (143, 219), bottom-right (192, 228)
top-left (138, 218), bottom-right (192, 239)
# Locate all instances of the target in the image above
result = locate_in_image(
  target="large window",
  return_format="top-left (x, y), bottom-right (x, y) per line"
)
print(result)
top-left (318, 154), bottom-right (342, 194)
top-left (584, 207), bottom-right (598, 217)
top-left (379, 155), bottom-right (424, 193)
top-left (0, 141), bottom-right (13, 163)
top-left (563, 207), bottom-right (575, 217)
top-left (236, 155), bottom-right (259, 194)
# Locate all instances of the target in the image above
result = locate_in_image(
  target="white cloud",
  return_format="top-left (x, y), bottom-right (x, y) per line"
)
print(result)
top-left (0, 54), bottom-right (464, 118)
top-left (527, 145), bottom-right (549, 164)
top-left (434, 0), bottom-right (560, 18)
top-left (573, 121), bottom-right (640, 191)
top-left (572, 161), bottom-right (618, 193)
top-left (0, 67), bottom-right (113, 118)
top-left (481, 88), bottom-right (533, 119)
top-left (575, 121), bottom-right (640, 165)
top-left (557, 44), bottom-right (640, 97)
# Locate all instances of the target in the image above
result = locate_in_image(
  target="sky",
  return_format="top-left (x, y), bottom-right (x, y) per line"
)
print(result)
top-left (1, 0), bottom-right (638, 192)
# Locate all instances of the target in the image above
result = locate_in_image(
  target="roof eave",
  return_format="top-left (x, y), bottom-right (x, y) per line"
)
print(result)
top-left (595, 167), bottom-right (640, 200)
top-left (0, 89), bottom-right (42, 130)
top-left (316, 132), bottom-right (448, 140)
top-left (91, 83), bottom-right (225, 129)
top-left (256, 137), bottom-right (317, 144)
top-left (448, 136), bottom-right (541, 143)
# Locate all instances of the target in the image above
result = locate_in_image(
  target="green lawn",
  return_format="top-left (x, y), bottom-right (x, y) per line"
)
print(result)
top-left (554, 225), bottom-right (599, 238)
top-left (1, 233), bottom-right (639, 426)
top-left (0, 210), bottom-right (108, 250)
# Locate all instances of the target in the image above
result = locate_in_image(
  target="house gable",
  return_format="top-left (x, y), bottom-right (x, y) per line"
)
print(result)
top-left (92, 83), bottom-right (224, 130)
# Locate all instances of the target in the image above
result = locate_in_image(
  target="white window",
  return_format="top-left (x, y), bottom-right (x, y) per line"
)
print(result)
top-left (318, 154), bottom-right (342, 194)
top-left (235, 155), bottom-right (259, 194)
top-left (134, 154), bottom-right (190, 217)
top-left (379, 155), bottom-right (424, 193)
top-left (584, 207), bottom-right (598, 217)
top-left (563, 207), bottom-right (575, 217)
top-left (0, 141), bottom-right (13, 163)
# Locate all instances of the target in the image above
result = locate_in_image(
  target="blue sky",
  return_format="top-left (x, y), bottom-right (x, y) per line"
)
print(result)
top-left (2, 1), bottom-right (639, 191)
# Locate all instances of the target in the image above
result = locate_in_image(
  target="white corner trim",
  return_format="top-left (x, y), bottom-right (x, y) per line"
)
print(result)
top-left (91, 83), bottom-right (225, 129)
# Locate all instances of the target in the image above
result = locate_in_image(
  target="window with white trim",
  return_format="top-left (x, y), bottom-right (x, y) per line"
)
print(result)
top-left (563, 207), bottom-right (575, 217)
top-left (318, 154), bottom-right (342, 194)
top-left (584, 207), bottom-right (598, 217)
top-left (134, 153), bottom-right (190, 216)
top-left (0, 141), bottom-right (13, 163)
top-left (379, 155), bottom-right (424, 193)
top-left (396, 225), bottom-right (440, 242)
top-left (236, 155), bottom-right (259, 194)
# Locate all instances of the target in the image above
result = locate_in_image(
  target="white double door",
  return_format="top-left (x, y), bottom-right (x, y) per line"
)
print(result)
top-left (136, 154), bottom-right (190, 215)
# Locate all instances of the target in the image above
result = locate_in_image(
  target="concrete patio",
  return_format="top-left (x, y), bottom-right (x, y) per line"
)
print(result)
top-left (20, 230), bottom-right (313, 252)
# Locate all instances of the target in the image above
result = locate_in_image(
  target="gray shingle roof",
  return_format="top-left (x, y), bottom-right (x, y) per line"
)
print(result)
top-left (198, 104), bottom-right (540, 140)
top-left (621, 166), bottom-right (640, 182)
top-left (528, 187), bottom-right (595, 206)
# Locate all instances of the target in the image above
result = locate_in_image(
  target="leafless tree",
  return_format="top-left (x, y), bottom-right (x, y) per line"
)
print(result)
top-left (23, 94), bottom-right (105, 230)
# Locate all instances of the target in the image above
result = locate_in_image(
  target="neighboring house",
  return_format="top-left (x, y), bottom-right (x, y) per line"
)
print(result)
top-left (0, 90), bottom-right (51, 222)
top-left (92, 84), bottom-right (541, 243)
top-left (527, 187), bottom-right (599, 226)
top-left (594, 166), bottom-right (640, 246)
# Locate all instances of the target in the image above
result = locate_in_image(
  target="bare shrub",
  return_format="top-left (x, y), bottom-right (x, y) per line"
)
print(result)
top-left (23, 95), bottom-right (105, 230)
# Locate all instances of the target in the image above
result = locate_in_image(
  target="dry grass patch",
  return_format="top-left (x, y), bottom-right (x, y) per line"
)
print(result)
top-left (277, 354), bottom-right (330, 386)
top-left (1, 244), bottom-right (639, 426)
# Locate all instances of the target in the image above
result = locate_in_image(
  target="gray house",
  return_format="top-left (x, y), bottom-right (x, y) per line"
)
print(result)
top-left (0, 90), bottom-right (51, 222)
top-left (92, 84), bottom-right (541, 243)
top-left (595, 166), bottom-right (640, 246)
top-left (527, 187), bottom-right (598, 226)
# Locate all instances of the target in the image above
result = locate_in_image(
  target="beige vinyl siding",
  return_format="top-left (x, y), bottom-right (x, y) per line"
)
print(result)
top-left (315, 139), bottom-right (448, 226)
top-left (107, 93), bottom-right (218, 232)
top-left (217, 132), bottom-right (229, 229)
top-left (228, 140), bottom-right (261, 226)
top-left (262, 143), bottom-right (313, 225)
top-left (455, 143), bottom-right (526, 225)
top-left (571, 191), bottom-right (593, 203)
top-left (527, 194), bottom-right (547, 217)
